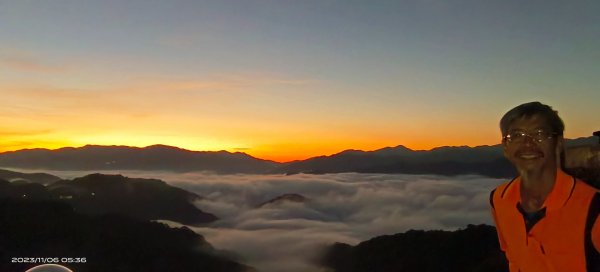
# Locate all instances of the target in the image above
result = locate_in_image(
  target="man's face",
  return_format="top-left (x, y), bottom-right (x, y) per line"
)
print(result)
top-left (502, 114), bottom-right (563, 173)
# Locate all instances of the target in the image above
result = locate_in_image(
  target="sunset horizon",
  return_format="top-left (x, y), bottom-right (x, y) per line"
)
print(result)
top-left (2, 1), bottom-right (599, 271)
top-left (3, 1), bottom-right (599, 167)
top-left (1, 129), bottom-right (597, 163)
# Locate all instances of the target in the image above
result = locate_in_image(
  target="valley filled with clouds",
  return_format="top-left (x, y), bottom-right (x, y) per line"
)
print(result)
top-left (32, 170), bottom-right (504, 272)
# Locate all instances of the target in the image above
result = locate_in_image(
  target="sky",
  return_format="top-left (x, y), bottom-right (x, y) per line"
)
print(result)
top-left (1, 0), bottom-right (599, 162)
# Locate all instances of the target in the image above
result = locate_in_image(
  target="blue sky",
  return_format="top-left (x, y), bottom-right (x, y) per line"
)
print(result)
top-left (1, 0), bottom-right (598, 161)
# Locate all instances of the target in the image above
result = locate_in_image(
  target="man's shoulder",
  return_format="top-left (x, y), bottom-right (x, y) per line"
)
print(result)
top-left (492, 176), bottom-right (519, 194)
top-left (560, 169), bottom-right (599, 193)
top-left (572, 176), bottom-right (600, 195)
top-left (490, 176), bottom-right (519, 207)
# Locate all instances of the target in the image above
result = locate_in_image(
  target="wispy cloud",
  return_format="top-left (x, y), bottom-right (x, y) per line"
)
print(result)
top-left (0, 128), bottom-right (54, 137)
top-left (1, 71), bottom-right (315, 121)
top-left (129, 73), bottom-right (313, 94)
top-left (0, 71), bottom-right (316, 153)
top-left (0, 126), bottom-right (59, 151)
top-left (0, 141), bottom-right (37, 151)
top-left (0, 51), bottom-right (68, 73)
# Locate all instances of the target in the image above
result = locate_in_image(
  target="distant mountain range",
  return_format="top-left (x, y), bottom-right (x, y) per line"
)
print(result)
top-left (0, 136), bottom-right (596, 178)
top-left (276, 137), bottom-right (598, 178)
top-left (0, 144), bottom-right (277, 174)
top-left (276, 144), bottom-right (514, 177)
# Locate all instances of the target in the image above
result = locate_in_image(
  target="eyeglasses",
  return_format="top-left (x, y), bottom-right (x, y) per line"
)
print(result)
top-left (503, 130), bottom-right (558, 144)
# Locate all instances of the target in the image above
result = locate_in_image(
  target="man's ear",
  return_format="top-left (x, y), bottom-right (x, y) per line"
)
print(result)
top-left (555, 135), bottom-right (564, 153)
top-left (555, 135), bottom-right (565, 167)
top-left (502, 140), bottom-right (509, 159)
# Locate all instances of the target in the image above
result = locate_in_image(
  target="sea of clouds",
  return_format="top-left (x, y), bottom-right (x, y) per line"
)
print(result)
top-left (25, 169), bottom-right (505, 272)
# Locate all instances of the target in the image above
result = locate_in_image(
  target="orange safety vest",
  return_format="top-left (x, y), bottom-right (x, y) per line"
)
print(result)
top-left (491, 169), bottom-right (600, 272)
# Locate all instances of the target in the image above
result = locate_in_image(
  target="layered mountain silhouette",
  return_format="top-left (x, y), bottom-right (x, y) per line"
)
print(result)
top-left (0, 171), bottom-right (253, 271)
top-left (277, 137), bottom-right (598, 178)
top-left (0, 173), bottom-right (217, 225)
top-left (0, 199), bottom-right (253, 272)
top-left (0, 136), bottom-right (596, 178)
top-left (0, 144), bottom-right (277, 174)
top-left (275, 145), bottom-right (515, 177)
top-left (319, 224), bottom-right (507, 272)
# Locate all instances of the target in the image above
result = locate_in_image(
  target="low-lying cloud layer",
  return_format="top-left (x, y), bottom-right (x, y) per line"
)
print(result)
top-left (27, 169), bottom-right (504, 272)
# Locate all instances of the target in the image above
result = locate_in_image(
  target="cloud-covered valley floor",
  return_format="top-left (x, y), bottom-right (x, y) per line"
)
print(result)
top-left (28, 170), bottom-right (504, 272)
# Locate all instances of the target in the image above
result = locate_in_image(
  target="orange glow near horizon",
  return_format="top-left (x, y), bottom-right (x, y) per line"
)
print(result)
top-left (1, 79), bottom-right (596, 163)
top-left (0, 128), bottom-right (595, 163)
top-left (0, 135), bottom-right (503, 163)
top-left (2, 2), bottom-right (600, 167)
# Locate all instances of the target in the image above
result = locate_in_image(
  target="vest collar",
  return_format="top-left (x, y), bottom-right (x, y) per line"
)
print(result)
top-left (503, 168), bottom-right (575, 212)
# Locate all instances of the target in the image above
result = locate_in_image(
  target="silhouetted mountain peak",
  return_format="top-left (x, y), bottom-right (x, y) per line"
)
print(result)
top-left (0, 145), bottom-right (278, 173)
top-left (565, 136), bottom-right (600, 147)
top-left (258, 193), bottom-right (307, 208)
top-left (430, 145), bottom-right (471, 151)
top-left (47, 173), bottom-right (217, 225)
top-left (146, 144), bottom-right (183, 150)
top-left (335, 149), bottom-right (363, 156)
top-left (372, 145), bottom-right (414, 155)
top-left (65, 173), bottom-right (167, 189)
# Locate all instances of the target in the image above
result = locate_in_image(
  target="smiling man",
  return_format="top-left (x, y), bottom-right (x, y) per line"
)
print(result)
top-left (490, 102), bottom-right (600, 271)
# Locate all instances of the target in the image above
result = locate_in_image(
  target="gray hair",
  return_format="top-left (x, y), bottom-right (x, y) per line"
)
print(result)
top-left (499, 101), bottom-right (564, 137)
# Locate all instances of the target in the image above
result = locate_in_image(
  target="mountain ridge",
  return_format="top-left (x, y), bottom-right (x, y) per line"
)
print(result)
top-left (0, 144), bottom-right (278, 174)
top-left (0, 173), bottom-right (218, 226)
top-left (0, 136), bottom-right (596, 179)
top-left (320, 224), bottom-right (507, 272)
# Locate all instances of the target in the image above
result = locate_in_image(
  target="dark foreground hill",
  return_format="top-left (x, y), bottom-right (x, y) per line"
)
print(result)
top-left (319, 224), bottom-right (507, 272)
top-left (0, 199), bottom-right (254, 272)
top-left (0, 168), bottom-right (61, 185)
top-left (256, 193), bottom-right (308, 208)
top-left (0, 173), bottom-right (217, 225)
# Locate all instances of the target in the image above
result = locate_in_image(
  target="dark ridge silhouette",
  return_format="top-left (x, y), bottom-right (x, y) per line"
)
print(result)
top-left (319, 224), bottom-right (507, 272)
top-left (0, 173), bottom-right (217, 225)
top-left (256, 193), bottom-right (307, 208)
top-left (564, 140), bottom-right (600, 189)
top-left (0, 144), bottom-right (277, 173)
top-left (276, 136), bottom-right (598, 179)
top-left (276, 144), bottom-right (515, 178)
top-left (0, 137), bottom-right (596, 178)
top-left (47, 173), bottom-right (218, 225)
top-left (0, 178), bottom-right (52, 200)
top-left (0, 168), bottom-right (61, 185)
top-left (0, 199), bottom-right (254, 272)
